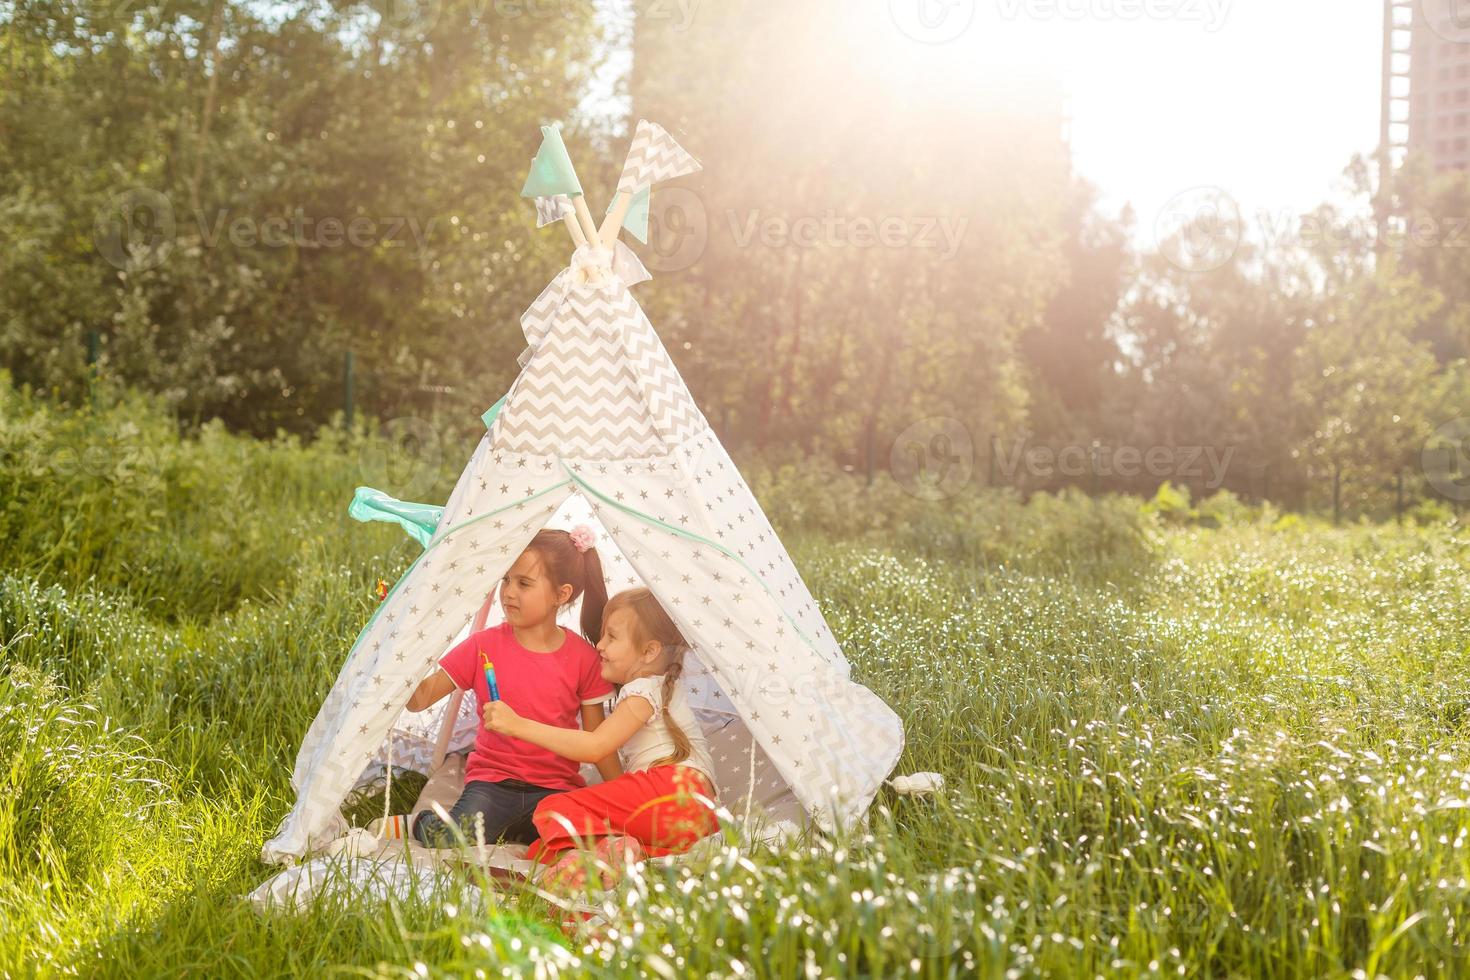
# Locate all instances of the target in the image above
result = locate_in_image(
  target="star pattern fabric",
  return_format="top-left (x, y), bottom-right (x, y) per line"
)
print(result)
top-left (261, 123), bottom-right (903, 868)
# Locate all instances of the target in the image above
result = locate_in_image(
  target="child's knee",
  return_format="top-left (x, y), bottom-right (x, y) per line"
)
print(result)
top-left (532, 803), bottom-right (567, 836)
top-left (532, 800), bottom-right (584, 839)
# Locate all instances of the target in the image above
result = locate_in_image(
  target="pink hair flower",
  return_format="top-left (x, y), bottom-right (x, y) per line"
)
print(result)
top-left (568, 524), bottom-right (597, 553)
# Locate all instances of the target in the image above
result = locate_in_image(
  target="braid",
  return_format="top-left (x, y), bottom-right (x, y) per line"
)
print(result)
top-left (649, 648), bottom-right (692, 768)
top-left (603, 589), bottom-right (694, 769)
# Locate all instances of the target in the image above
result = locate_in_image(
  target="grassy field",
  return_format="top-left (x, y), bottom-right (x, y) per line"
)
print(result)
top-left (2, 381), bottom-right (1469, 977)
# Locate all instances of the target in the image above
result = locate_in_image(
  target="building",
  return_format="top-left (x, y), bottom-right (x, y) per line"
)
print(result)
top-left (1386, 0), bottom-right (1470, 175)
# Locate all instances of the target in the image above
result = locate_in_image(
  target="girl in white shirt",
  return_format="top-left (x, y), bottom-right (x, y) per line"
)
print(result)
top-left (483, 587), bottom-right (719, 892)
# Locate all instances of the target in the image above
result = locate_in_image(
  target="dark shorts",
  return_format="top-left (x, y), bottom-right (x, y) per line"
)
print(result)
top-left (411, 778), bottom-right (563, 848)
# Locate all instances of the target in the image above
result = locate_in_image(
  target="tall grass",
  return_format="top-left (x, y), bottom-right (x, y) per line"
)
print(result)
top-left (1, 382), bottom-right (1468, 977)
top-left (0, 376), bottom-right (458, 622)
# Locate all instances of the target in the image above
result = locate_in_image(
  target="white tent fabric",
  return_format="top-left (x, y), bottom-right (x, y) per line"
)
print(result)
top-left (355, 493), bottom-right (837, 829)
top-left (262, 121), bottom-right (904, 867)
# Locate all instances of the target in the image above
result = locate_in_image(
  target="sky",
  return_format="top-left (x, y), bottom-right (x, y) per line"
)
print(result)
top-left (590, 0), bottom-right (1386, 254)
top-left (1056, 0), bottom-right (1384, 251)
top-left (879, 0), bottom-right (1388, 252)
top-left (246, 1), bottom-right (1389, 255)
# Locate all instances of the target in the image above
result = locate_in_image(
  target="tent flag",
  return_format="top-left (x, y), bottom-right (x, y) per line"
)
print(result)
top-left (347, 487), bottom-right (443, 549)
top-left (606, 185), bottom-right (651, 243)
top-left (533, 194), bottom-right (574, 228)
top-left (616, 119), bottom-right (702, 195)
top-left (519, 125), bottom-right (583, 199)
top-left (261, 120), bottom-right (904, 868)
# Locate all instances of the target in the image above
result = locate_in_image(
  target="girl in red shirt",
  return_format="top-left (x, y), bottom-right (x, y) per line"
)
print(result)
top-left (396, 526), bottom-right (618, 848)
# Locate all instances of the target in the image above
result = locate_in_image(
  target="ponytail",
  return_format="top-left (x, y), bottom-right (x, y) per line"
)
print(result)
top-left (522, 527), bottom-right (608, 645)
top-left (578, 547), bottom-right (607, 645)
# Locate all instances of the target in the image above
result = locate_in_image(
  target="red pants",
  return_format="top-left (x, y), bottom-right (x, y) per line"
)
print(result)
top-left (525, 765), bottom-right (718, 864)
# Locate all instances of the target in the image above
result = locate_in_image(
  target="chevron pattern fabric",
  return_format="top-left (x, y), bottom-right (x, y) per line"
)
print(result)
top-left (534, 194), bottom-right (573, 228)
top-left (518, 269), bottom-right (569, 350)
top-left (623, 299), bottom-right (708, 445)
top-left (493, 282), bottom-right (707, 459)
top-left (617, 119), bottom-right (702, 194)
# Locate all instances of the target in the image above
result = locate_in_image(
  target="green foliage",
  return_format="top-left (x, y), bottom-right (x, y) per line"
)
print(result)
top-left (1137, 481), bottom-right (1266, 530)
top-left (0, 666), bottom-right (168, 891)
top-left (0, 0), bottom-right (600, 433)
top-left (1295, 254), bottom-right (1453, 515)
top-left (1407, 496), bottom-right (1460, 528)
top-left (0, 372), bottom-right (460, 620)
top-left (745, 453), bottom-right (1157, 581)
top-left (1098, 159), bottom-right (1470, 515)
top-left (1141, 478), bottom-right (1193, 523)
top-left (0, 663), bottom-right (200, 976)
top-left (1, 387), bottom-right (1468, 976)
top-left (7, 3), bottom-right (1470, 525)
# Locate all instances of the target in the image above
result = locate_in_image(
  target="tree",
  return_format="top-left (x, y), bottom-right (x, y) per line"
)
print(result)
top-left (0, 0), bottom-right (602, 434)
top-left (627, 0), bottom-right (1073, 463)
top-left (1294, 253), bottom-right (1449, 518)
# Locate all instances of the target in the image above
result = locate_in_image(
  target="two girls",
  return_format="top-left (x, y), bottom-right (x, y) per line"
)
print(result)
top-left (400, 529), bottom-right (719, 889)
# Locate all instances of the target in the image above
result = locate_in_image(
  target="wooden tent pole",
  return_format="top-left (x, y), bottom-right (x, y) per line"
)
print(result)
top-left (599, 190), bottom-right (632, 250)
top-left (571, 196), bottom-right (601, 248)
top-left (562, 209), bottom-right (589, 250)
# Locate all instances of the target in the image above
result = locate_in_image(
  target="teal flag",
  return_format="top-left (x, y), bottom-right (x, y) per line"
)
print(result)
top-left (348, 486), bottom-right (443, 549)
top-left (520, 125), bottom-right (583, 199)
top-left (605, 185), bottom-right (651, 243)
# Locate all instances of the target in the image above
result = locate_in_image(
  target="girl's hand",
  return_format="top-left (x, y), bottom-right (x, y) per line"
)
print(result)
top-left (483, 700), bottom-right (522, 736)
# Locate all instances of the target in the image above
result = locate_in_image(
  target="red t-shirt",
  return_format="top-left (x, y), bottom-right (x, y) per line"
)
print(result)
top-left (438, 621), bottom-right (614, 791)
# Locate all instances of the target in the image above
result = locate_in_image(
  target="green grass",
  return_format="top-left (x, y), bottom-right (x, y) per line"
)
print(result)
top-left (2, 382), bottom-right (1469, 977)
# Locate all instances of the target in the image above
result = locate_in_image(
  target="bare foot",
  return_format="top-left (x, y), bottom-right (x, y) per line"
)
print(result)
top-left (591, 835), bottom-right (645, 888)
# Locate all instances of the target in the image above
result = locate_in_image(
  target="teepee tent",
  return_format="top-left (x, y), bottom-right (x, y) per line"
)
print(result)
top-left (262, 120), bottom-right (904, 866)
